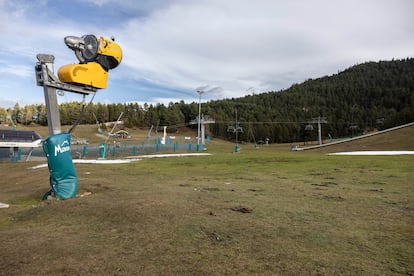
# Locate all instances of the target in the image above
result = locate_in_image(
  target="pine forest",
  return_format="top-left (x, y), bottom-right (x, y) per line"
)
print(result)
top-left (1, 58), bottom-right (413, 143)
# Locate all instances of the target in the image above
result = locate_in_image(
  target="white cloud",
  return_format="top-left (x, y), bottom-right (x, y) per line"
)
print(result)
top-left (0, 0), bottom-right (413, 107)
top-left (116, 0), bottom-right (414, 100)
top-left (0, 63), bottom-right (32, 78)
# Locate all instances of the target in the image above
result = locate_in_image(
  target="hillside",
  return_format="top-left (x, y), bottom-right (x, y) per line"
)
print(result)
top-left (205, 58), bottom-right (414, 143)
top-left (2, 122), bottom-right (412, 155)
top-left (302, 123), bottom-right (414, 153)
top-left (2, 58), bottom-right (413, 144)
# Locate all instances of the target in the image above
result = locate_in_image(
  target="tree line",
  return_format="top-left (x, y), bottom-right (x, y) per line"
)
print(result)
top-left (1, 58), bottom-right (413, 143)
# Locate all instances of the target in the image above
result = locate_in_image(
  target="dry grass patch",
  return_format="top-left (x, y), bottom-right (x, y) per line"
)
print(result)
top-left (0, 146), bottom-right (413, 275)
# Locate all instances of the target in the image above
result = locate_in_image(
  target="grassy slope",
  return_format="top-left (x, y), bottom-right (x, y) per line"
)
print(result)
top-left (0, 125), bottom-right (413, 275)
top-left (0, 124), bottom-right (198, 145)
top-left (3, 123), bottom-right (413, 150)
top-left (305, 125), bottom-right (414, 153)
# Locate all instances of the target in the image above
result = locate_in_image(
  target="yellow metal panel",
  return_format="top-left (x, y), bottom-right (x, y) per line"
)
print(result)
top-left (98, 37), bottom-right (122, 65)
top-left (58, 62), bottom-right (108, 89)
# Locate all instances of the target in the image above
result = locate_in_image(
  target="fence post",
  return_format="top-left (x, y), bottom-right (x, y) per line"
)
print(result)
top-left (82, 144), bottom-right (88, 158)
top-left (99, 143), bottom-right (106, 158)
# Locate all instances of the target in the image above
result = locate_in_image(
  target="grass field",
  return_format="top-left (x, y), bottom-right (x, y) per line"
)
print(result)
top-left (0, 125), bottom-right (413, 275)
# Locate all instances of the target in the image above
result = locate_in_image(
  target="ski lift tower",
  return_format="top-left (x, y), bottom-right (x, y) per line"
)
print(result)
top-left (189, 115), bottom-right (215, 149)
top-left (196, 89), bottom-right (205, 146)
top-left (227, 108), bottom-right (243, 152)
top-left (310, 116), bottom-right (327, 145)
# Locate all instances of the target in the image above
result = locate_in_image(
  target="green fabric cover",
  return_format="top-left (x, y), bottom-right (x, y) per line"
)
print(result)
top-left (42, 133), bottom-right (78, 199)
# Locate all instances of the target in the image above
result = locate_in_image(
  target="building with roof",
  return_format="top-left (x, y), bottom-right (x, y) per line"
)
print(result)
top-left (0, 129), bottom-right (42, 161)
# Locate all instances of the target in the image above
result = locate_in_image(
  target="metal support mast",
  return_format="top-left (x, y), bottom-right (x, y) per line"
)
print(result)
top-left (196, 90), bottom-right (204, 145)
top-left (37, 54), bottom-right (61, 135)
top-left (35, 54), bottom-right (97, 135)
top-left (311, 116), bottom-right (327, 145)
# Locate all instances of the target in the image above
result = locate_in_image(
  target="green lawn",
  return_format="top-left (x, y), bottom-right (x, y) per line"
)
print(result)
top-left (0, 142), bottom-right (413, 275)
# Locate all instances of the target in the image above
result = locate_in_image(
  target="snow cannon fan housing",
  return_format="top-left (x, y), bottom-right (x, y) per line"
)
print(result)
top-left (58, 35), bottom-right (122, 89)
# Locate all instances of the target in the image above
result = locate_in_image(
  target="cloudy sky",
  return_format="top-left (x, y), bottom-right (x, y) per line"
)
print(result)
top-left (0, 0), bottom-right (413, 108)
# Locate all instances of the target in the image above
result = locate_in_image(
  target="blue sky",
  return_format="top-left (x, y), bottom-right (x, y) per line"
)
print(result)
top-left (1, 0), bottom-right (413, 108)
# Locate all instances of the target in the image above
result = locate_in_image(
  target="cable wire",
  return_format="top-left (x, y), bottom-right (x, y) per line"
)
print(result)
top-left (68, 93), bottom-right (96, 134)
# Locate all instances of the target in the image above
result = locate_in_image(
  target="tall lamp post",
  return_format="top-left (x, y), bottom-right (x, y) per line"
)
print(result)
top-left (196, 90), bottom-right (205, 146)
